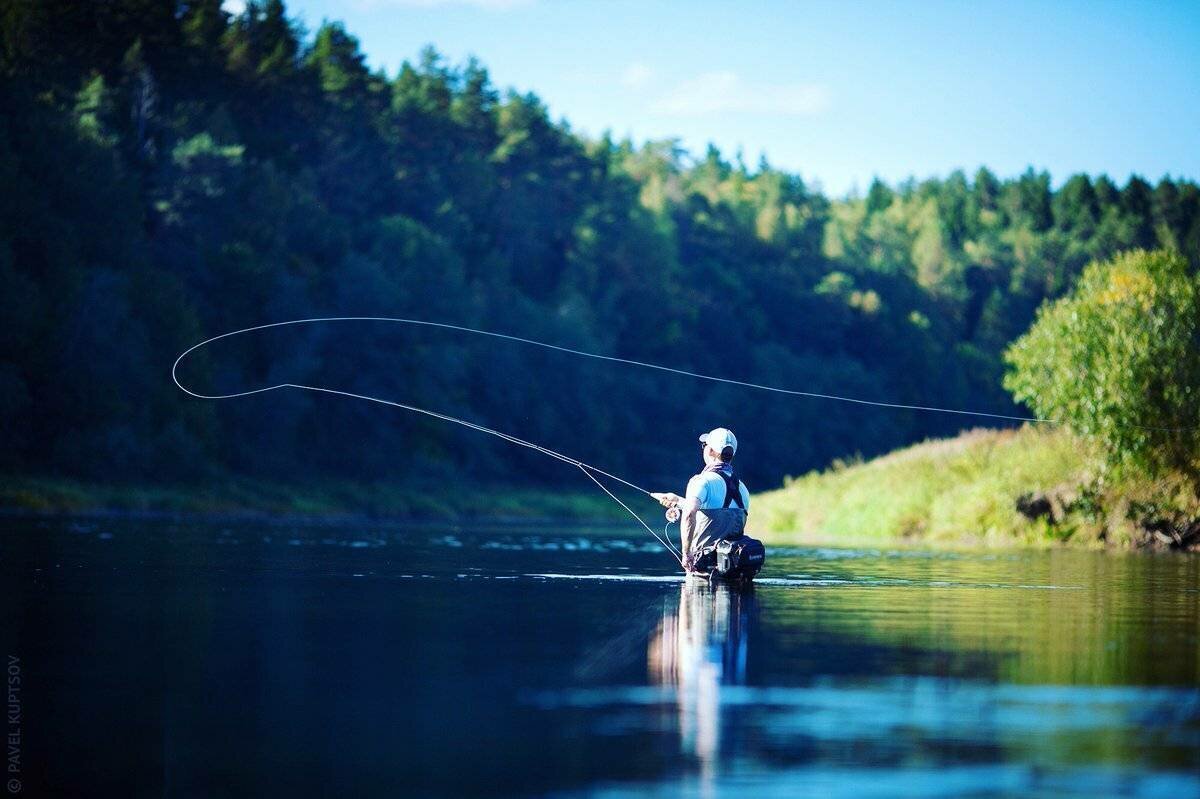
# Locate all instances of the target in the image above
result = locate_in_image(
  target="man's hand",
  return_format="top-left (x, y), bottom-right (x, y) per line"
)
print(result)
top-left (650, 491), bottom-right (681, 509)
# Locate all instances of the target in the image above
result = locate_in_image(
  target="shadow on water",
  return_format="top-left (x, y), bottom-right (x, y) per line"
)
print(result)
top-left (1, 516), bottom-right (1197, 797)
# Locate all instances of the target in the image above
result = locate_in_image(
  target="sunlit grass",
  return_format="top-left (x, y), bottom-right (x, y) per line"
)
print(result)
top-left (750, 425), bottom-right (1101, 547)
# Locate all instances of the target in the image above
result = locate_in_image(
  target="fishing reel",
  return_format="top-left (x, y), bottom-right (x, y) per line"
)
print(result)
top-left (664, 504), bottom-right (682, 523)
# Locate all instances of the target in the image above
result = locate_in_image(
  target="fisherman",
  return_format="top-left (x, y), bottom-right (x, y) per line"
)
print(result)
top-left (651, 427), bottom-right (753, 575)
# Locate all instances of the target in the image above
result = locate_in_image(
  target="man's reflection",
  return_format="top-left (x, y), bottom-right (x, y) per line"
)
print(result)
top-left (647, 580), bottom-right (755, 780)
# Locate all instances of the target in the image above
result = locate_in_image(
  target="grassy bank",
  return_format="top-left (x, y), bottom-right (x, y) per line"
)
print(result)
top-left (750, 425), bottom-right (1200, 550)
top-left (9, 427), bottom-right (1198, 550)
top-left (0, 475), bottom-right (627, 523)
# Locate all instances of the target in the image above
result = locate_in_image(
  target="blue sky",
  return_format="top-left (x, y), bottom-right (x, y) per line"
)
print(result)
top-left (237, 0), bottom-right (1199, 197)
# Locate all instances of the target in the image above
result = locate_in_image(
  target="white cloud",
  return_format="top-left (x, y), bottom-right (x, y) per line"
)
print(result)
top-left (353, 0), bottom-right (534, 9)
top-left (654, 71), bottom-right (829, 116)
top-left (620, 62), bottom-right (654, 90)
top-left (221, 0), bottom-right (246, 14)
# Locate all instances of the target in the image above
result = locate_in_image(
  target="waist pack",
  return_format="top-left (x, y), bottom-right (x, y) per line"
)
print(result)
top-left (695, 535), bottom-right (765, 581)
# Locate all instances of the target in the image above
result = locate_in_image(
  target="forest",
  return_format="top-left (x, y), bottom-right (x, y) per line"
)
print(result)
top-left (2, 0), bottom-right (1199, 500)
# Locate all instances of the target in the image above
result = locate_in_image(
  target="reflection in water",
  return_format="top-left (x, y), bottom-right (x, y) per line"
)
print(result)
top-left (648, 580), bottom-right (755, 786)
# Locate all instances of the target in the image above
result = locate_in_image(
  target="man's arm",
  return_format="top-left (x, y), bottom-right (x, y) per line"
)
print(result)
top-left (678, 496), bottom-right (699, 560)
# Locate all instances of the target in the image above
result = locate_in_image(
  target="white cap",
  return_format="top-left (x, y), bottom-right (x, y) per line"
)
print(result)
top-left (699, 427), bottom-right (737, 455)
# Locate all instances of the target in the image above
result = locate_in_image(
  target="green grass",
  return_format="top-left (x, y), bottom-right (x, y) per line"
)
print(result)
top-left (751, 424), bottom-right (1200, 549)
top-left (750, 425), bottom-right (1104, 547)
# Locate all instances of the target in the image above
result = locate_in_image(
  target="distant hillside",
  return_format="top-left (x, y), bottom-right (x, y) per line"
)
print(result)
top-left (3, 0), bottom-right (1198, 497)
top-left (750, 426), bottom-right (1199, 550)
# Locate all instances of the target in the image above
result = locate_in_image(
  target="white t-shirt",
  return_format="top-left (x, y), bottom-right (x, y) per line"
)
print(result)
top-left (685, 469), bottom-right (750, 511)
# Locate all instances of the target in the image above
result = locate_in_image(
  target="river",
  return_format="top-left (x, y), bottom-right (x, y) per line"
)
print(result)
top-left (1, 515), bottom-right (1197, 797)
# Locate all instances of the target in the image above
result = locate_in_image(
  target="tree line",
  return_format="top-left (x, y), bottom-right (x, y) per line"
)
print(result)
top-left (2, 0), bottom-right (1197, 495)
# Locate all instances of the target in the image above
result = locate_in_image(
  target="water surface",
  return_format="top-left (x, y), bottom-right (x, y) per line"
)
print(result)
top-left (1, 516), bottom-right (1197, 797)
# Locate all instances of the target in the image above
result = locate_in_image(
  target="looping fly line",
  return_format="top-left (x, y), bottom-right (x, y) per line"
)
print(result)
top-left (174, 316), bottom-right (1057, 423)
top-left (171, 315), bottom-right (1058, 563)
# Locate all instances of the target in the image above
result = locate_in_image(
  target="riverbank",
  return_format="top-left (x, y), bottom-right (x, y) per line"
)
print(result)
top-left (8, 428), bottom-right (1198, 551)
top-left (0, 475), bottom-right (627, 524)
top-left (749, 425), bottom-right (1200, 551)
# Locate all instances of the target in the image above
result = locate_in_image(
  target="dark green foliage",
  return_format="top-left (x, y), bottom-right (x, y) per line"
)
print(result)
top-left (1, 0), bottom-right (1197, 494)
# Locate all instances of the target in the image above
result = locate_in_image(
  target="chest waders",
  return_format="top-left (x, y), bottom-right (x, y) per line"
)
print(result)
top-left (689, 468), bottom-right (765, 581)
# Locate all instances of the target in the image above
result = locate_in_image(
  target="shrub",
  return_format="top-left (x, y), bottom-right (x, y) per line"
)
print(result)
top-left (1003, 249), bottom-right (1200, 480)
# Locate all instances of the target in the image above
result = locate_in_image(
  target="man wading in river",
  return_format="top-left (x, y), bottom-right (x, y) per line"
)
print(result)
top-left (651, 428), bottom-right (764, 580)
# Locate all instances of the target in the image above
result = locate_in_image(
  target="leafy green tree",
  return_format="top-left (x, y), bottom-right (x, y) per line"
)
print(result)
top-left (307, 23), bottom-right (371, 104)
top-left (1121, 176), bottom-right (1156, 250)
top-left (865, 178), bottom-right (893, 215)
top-left (938, 170), bottom-right (971, 249)
top-left (971, 167), bottom-right (1000, 216)
top-left (1052, 174), bottom-right (1099, 235)
top-left (1002, 168), bottom-right (1052, 231)
top-left (1004, 249), bottom-right (1200, 479)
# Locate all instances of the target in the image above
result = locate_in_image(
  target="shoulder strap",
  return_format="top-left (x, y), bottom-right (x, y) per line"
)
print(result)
top-left (719, 469), bottom-right (746, 510)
